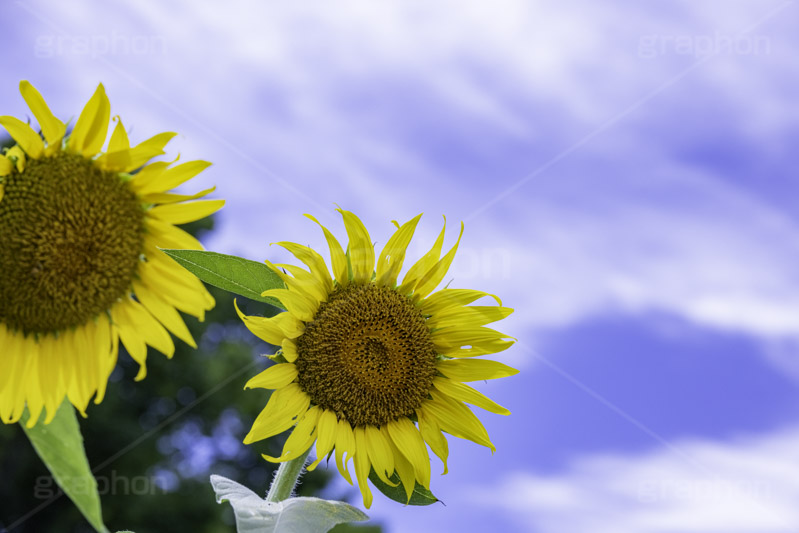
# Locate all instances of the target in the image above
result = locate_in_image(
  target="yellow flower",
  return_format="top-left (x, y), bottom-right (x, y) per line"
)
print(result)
top-left (238, 209), bottom-right (517, 508)
top-left (0, 81), bottom-right (223, 426)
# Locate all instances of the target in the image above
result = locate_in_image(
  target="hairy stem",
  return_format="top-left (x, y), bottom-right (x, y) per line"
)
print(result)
top-left (265, 448), bottom-right (313, 502)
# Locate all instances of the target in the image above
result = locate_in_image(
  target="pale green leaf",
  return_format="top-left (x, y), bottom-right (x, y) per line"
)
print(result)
top-left (210, 475), bottom-right (368, 533)
top-left (22, 402), bottom-right (108, 533)
top-left (161, 249), bottom-right (285, 307)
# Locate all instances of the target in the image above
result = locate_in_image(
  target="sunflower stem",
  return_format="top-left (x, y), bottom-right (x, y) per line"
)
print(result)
top-left (265, 448), bottom-right (313, 502)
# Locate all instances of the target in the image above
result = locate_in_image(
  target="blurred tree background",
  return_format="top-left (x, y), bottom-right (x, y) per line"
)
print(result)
top-left (0, 135), bottom-right (382, 533)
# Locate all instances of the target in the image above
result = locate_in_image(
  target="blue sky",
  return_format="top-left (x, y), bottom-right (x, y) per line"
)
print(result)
top-left (3, 1), bottom-right (799, 531)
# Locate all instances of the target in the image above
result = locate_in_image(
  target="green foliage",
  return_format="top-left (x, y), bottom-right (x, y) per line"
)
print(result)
top-left (21, 403), bottom-right (108, 533)
top-left (368, 470), bottom-right (439, 506)
top-left (162, 250), bottom-right (285, 308)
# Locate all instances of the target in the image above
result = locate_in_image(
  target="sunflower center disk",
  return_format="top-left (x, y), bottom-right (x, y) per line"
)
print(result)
top-left (0, 153), bottom-right (144, 334)
top-left (296, 283), bottom-right (438, 427)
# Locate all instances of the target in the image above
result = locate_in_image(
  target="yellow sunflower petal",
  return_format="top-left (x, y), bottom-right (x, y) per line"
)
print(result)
top-left (385, 436), bottom-right (416, 503)
top-left (337, 209), bottom-right (374, 284)
top-left (264, 260), bottom-right (325, 305)
top-left (133, 280), bottom-right (197, 348)
top-left (244, 363), bottom-right (298, 390)
top-left (116, 297), bottom-right (175, 359)
top-left (274, 241), bottom-right (333, 294)
top-left (36, 334), bottom-right (62, 421)
top-left (92, 117), bottom-right (131, 170)
top-left (19, 80), bottom-right (66, 153)
top-left (305, 214), bottom-right (349, 286)
top-left (432, 377), bottom-right (510, 415)
top-left (270, 263), bottom-right (328, 304)
top-left (26, 380), bottom-right (46, 429)
top-left (61, 329), bottom-right (87, 415)
top-left (10, 334), bottom-right (39, 422)
top-left (68, 83), bottom-right (111, 157)
top-left (0, 154), bottom-right (12, 176)
top-left (335, 419), bottom-right (356, 485)
top-left (142, 185), bottom-right (217, 205)
top-left (421, 288), bottom-right (502, 316)
top-left (364, 425), bottom-right (397, 486)
top-left (431, 326), bottom-right (515, 355)
top-left (120, 132), bottom-right (178, 172)
top-left (264, 406), bottom-right (320, 462)
top-left (148, 199), bottom-right (225, 225)
top-left (95, 149), bottom-right (130, 172)
top-left (3, 337), bottom-right (35, 423)
top-left (270, 312), bottom-right (306, 339)
top-left (128, 160), bottom-right (172, 192)
top-left (145, 216), bottom-right (204, 250)
top-left (78, 320), bottom-right (100, 407)
top-left (111, 303), bottom-right (148, 381)
top-left (412, 222), bottom-right (464, 301)
top-left (425, 391), bottom-right (495, 452)
top-left (398, 217), bottom-right (447, 294)
top-left (307, 409), bottom-right (338, 471)
top-left (139, 255), bottom-right (215, 318)
top-left (376, 213), bottom-right (422, 287)
top-left (6, 145), bottom-right (25, 172)
top-left (244, 383), bottom-right (310, 444)
top-left (353, 427), bottom-right (374, 508)
top-left (436, 358), bottom-right (519, 382)
top-left (234, 300), bottom-right (287, 345)
top-left (75, 327), bottom-right (100, 413)
top-left (107, 116), bottom-right (130, 152)
top-left (386, 417), bottom-right (431, 488)
top-left (0, 327), bottom-right (14, 392)
top-left (427, 305), bottom-right (514, 329)
top-left (135, 159), bottom-right (210, 195)
top-left (0, 116), bottom-right (44, 158)
top-left (261, 289), bottom-right (317, 322)
top-left (281, 339), bottom-right (298, 363)
top-left (430, 325), bottom-right (512, 345)
top-left (99, 133), bottom-right (176, 173)
top-left (139, 270), bottom-right (211, 321)
top-left (92, 314), bottom-right (116, 404)
top-left (23, 348), bottom-right (44, 428)
top-left (443, 344), bottom-right (514, 358)
top-left (416, 406), bottom-right (449, 475)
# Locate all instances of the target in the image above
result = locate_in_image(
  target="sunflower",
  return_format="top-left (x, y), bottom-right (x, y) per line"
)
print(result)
top-left (0, 81), bottom-right (223, 427)
top-left (237, 209), bottom-right (517, 508)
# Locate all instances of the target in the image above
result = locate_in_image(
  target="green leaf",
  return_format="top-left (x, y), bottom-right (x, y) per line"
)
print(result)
top-left (161, 249), bottom-right (285, 307)
top-left (211, 475), bottom-right (368, 533)
top-left (21, 402), bottom-right (108, 533)
top-left (367, 469), bottom-right (439, 506)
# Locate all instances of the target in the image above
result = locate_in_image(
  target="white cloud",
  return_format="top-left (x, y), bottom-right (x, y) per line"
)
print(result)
top-left (455, 162), bottom-right (799, 341)
top-left (470, 426), bottom-right (799, 532)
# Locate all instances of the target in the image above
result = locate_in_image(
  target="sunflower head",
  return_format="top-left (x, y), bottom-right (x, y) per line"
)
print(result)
top-left (0, 81), bottom-right (224, 426)
top-left (238, 209), bottom-right (517, 508)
